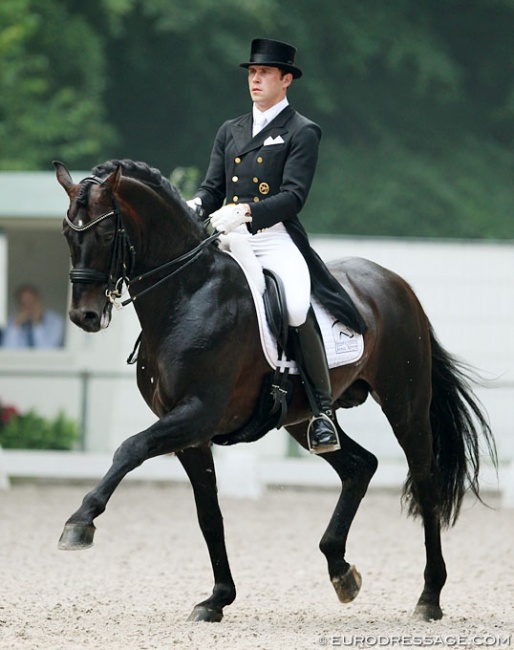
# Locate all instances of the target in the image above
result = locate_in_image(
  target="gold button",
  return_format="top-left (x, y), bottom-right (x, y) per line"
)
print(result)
top-left (257, 156), bottom-right (263, 163)
top-left (235, 157), bottom-right (241, 163)
top-left (232, 196), bottom-right (239, 202)
top-left (253, 177), bottom-right (258, 183)
top-left (232, 175), bottom-right (239, 182)
top-left (259, 182), bottom-right (270, 195)
top-left (254, 197), bottom-right (260, 202)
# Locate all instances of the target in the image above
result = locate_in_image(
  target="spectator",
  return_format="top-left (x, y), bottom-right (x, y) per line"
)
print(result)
top-left (2, 284), bottom-right (64, 349)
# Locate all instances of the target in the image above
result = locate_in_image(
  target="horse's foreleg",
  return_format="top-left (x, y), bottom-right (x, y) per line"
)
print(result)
top-left (177, 445), bottom-right (236, 623)
top-left (58, 399), bottom-right (212, 551)
top-left (286, 419), bottom-right (377, 604)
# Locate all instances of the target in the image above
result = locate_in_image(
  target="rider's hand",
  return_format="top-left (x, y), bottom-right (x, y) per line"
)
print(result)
top-left (209, 204), bottom-right (252, 234)
top-left (186, 197), bottom-right (202, 211)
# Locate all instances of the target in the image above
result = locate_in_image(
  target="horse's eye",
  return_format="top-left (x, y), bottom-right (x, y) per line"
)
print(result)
top-left (103, 231), bottom-right (115, 243)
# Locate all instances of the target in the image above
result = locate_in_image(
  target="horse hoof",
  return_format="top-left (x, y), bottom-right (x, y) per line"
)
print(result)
top-left (413, 604), bottom-right (443, 621)
top-left (331, 564), bottom-right (362, 603)
top-left (187, 605), bottom-right (223, 623)
top-left (58, 523), bottom-right (96, 550)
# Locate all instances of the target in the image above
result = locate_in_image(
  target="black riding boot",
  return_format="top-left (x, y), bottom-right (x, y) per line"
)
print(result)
top-left (292, 307), bottom-right (341, 454)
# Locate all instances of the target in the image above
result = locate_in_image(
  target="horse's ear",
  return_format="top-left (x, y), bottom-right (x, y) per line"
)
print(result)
top-left (103, 164), bottom-right (122, 194)
top-left (53, 160), bottom-right (76, 196)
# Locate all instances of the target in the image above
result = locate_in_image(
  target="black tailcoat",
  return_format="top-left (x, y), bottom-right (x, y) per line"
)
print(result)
top-left (196, 105), bottom-right (366, 333)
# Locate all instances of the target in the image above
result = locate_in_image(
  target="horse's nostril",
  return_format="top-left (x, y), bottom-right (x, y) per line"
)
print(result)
top-left (69, 307), bottom-right (101, 332)
top-left (83, 311), bottom-right (99, 322)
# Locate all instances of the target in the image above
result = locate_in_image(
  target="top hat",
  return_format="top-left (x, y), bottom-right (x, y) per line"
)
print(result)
top-left (240, 38), bottom-right (302, 79)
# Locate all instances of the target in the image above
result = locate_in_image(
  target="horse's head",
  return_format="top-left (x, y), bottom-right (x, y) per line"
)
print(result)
top-left (55, 161), bottom-right (125, 332)
top-left (56, 159), bottom-right (211, 334)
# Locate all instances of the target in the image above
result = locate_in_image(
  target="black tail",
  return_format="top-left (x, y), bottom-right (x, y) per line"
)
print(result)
top-left (403, 323), bottom-right (497, 528)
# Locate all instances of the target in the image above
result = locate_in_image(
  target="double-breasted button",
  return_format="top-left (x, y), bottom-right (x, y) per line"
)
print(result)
top-left (232, 175), bottom-right (239, 182)
top-left (233, 196), bottom-right (239, 202)
top-left (235, 157), bottom-right (241, 164)
top-left (254, 197), bottom-right (260, 202)
top-left (257, 157), bottom-right (263, 163)
top-left (259, 182), bottom-right (270, 195)
top-left (253, 177), bottom-right (259, 183)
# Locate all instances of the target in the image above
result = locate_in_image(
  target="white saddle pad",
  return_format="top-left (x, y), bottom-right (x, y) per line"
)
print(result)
top-left (224, 245), bottom-right (364, 374)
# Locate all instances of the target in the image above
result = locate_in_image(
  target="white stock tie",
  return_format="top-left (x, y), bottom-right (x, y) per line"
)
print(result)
top-left (253, 114), bottom-right (267, 137)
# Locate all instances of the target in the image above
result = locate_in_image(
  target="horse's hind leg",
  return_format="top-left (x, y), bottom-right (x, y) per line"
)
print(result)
top-left (384, 404), bottom-right (447, 621)
top-left (176, 445), bottom-right (236, 623)
top-left (286, 420), bottom-right (378, 604)
top-left (408, 469), bottom-right (446, 622)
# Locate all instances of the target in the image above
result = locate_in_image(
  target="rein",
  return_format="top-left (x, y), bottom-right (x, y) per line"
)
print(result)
top-left (121, 232), bottom-right (220, 306)
top-left (66, 175), bottom-right (220, 308)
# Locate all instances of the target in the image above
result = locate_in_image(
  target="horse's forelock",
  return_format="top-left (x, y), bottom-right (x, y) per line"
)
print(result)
top-left (75, 182), bottom-right (92, 207)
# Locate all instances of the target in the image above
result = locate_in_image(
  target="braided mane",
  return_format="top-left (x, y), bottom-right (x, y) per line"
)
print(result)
top-left (91, 159), bottom-right (186, 208)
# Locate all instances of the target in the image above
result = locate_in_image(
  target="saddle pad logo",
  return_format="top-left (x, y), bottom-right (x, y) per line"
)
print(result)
top-left (332, 320), bottom-right (361, 355)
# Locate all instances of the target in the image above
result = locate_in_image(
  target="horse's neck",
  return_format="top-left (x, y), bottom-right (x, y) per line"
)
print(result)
top-left (117, 180), bottom-right (217, 338)
top-left (119, 181), bottom-right (203, 273)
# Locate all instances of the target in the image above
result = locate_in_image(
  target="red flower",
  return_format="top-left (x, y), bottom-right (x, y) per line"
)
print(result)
top-left (0, 404), bottom-right (20, 425)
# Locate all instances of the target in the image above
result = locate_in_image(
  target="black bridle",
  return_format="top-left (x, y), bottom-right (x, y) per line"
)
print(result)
top-left (65, 175), bottom-right (219, 308)
top-left (65, 176), bottom-right (136, 306)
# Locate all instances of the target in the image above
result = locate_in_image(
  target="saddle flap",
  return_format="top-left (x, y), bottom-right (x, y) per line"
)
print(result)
top-left (262, 269), bottom-right (288, 353)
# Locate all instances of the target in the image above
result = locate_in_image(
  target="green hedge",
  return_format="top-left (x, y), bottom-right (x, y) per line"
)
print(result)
top-left (0, 410), bottom-right (78, 450)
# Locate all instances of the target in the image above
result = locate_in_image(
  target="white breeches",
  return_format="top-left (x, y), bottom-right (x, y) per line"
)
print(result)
top-left (239, 223), bottom-right (311, 327)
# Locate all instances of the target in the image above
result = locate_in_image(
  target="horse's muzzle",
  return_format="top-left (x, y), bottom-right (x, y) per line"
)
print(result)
top-left (69, 302), bottom-right (111, 332)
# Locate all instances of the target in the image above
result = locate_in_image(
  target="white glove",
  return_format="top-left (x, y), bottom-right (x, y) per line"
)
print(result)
top-left (209, 204), bottom-right (252, 234)
top-left (186, 197), bottom-right (202, 211)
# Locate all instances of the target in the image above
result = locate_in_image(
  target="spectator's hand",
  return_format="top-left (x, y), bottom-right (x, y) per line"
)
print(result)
top-left (16, 299), bottom-right (43, 326)
top-left (210, 204), bottom-right (252, 234)
top-left (15, 310), bottom-right (31, 326)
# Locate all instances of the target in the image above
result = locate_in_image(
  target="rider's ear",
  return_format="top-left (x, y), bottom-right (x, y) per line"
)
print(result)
top-left (102, 164), bottom-right (122, 194)
top-left (54, 161), bottom-right (76, 196)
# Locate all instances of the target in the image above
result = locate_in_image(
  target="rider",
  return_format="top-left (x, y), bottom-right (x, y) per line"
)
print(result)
top-left (188, 38), bottom-right (366, 454)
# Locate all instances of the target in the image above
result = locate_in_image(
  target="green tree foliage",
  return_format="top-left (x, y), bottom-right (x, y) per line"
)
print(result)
top-left (0, 0), bottom-right (115, 170)
top-left (99, 0), bottom-right (277, 171)
top-left (271, 0), bottom-right (514, 237)
top-left (1, 0), bottom-right (513, 238)
top-left (97, 0), bottom-right (514, 238)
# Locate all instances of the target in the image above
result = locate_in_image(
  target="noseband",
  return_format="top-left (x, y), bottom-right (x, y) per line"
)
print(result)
top-left (65, 175), bottom-right (219, 308)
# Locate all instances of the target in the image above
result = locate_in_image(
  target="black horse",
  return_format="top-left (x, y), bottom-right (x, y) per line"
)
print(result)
top-left (54, 159), bottom-right (496, 623)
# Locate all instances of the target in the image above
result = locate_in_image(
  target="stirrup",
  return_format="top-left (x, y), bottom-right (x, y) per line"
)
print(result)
top-left (306, 413), bottom-right (341, 455)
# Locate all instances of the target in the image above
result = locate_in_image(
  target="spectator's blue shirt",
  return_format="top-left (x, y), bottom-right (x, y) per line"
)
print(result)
top-left (2, 309), bottom-right (64, 348)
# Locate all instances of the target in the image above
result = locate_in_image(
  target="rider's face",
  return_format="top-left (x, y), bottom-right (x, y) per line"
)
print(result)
top-left (247, 65), bottom-right (292, 112)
